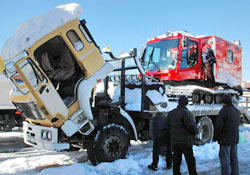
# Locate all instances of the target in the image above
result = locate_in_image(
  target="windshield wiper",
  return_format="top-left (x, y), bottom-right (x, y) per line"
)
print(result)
top-left (151, 60), bottom-right (160, 72)
top-left (146, 47), bottom-right (160, 72)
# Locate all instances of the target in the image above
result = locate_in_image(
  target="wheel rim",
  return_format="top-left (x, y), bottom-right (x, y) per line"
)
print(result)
top-left (200, 125), bottom-right (209, 140)
top-left (198, 117), bottom-right (214, 145)
top-left (103, 135), bottom-right (122, 159)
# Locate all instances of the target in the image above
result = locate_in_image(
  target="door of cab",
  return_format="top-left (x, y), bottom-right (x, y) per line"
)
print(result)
top-left (178, 38), bottom-right (200, 80)
top-left (15, 57), bottom-right (68, 122)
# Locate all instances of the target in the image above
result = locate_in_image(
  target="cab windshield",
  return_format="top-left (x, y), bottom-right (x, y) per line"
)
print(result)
top-left (142, 38), bottom-right (180, 71)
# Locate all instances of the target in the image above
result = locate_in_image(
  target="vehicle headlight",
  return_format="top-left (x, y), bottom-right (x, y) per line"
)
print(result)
top-left (42, 130), bottom-right (47, 139)
top-left (41, 129), bottom-right (52, 141)
top-left (47, 131), bottom-right (52, 141)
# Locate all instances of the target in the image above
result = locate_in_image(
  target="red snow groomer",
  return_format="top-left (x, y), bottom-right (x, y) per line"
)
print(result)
top-left (142, 31), bottom-right (242, 104)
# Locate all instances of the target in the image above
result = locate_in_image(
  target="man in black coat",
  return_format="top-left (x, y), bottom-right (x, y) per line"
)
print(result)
top-left (148, 113), bottom-right (172, 171)
top-left (215, 94), bottom-right (240, 175)
top-left (167, 96), bottom-right (198, 175)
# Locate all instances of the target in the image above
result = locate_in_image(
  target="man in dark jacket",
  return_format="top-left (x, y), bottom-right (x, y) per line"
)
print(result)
top-left (215, 94), bottom-right (240, 175)
top-left (167, 96), bottom-right (198, 175)
top-left (148, 113), bottom-right (172, 171)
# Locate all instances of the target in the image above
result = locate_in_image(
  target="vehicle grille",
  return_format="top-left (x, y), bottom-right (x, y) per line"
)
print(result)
top-left (108, 75), bottom-right (141, 83)
top-left (13, 102), bottom-right (45, 120)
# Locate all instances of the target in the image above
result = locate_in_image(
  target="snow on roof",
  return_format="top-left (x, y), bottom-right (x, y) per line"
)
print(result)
top-left (148, 30), bottom-right (194, 42)
top-left (231, 40), bottom-right (242, 46)
top-left (1, 3), bottom-right (83, 61)
top-left (196, 35), bottom-right (208, 38)
top-left (168, 30), bottom-right (194, 37)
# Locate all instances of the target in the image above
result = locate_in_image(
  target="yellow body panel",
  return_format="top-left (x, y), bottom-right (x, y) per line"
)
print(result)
top-left (11, 93), bottom-right (34, 102)
top-left (0, 56), bottom-right (4, 73)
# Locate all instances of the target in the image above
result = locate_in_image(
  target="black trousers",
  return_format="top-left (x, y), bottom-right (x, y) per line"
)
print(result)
top-left (152, 129), bottom-right (172, 167)
top-left (172, 144), bottom-right (198, 175)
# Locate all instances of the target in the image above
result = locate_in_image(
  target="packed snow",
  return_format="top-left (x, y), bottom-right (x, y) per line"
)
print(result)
top-left (95, 81), bottom-right (225, 113)
top-left (1, 3), bottom-right (82, 61)
top-left (96, 82), bottom-right (170, 112)
top-left (1, 125), bottom-right (250, 175)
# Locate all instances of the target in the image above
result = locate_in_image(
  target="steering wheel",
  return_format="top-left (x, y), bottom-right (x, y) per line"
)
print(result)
top-left (187, 56), bottom-right (197, 67)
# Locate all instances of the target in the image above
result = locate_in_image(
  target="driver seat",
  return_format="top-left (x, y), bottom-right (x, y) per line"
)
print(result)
top-left (48, 48), bottom-right (76, 82)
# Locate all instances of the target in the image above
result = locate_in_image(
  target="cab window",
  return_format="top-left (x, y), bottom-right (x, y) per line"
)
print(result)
top-left (227, 50), bottom-right (234, 64)
top-left (19, 59), bottom-right (45, 89)
top-left (180, 40), bottom-right (198, 69)
top-left (67, 30), bottom-right (84, 51)
top-left (11, 58), bottom-right (45, 94)
top-left (79, 25), bottom-right (92, 43)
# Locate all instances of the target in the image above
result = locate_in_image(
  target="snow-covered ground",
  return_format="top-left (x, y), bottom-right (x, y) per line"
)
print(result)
top-left (1, 125), bottom-right (250, 175)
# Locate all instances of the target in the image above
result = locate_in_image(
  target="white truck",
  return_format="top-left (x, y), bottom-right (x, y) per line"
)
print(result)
top-left (0, 71), bottom-right (23, 131)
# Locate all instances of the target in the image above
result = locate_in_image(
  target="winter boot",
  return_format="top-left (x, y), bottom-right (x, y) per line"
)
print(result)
top-left (148, 164), bottom-right (157, 171)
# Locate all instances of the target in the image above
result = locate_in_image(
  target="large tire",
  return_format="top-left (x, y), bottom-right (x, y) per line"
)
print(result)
top-left (192, 90), bottom-right (201, 104)
top-left (3, 124), bottom-right (12, 132)
top-left (87, 123), bottom-right (130, 165)
top-left (197, 117), bottom-right (214, 145)
top-left (0, 114), bottom-right (15, 132)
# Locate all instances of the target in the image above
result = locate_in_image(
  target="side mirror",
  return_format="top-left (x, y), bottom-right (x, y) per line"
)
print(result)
top-left (103, 46), bottom-right (137, 60)
top-left (182, 37), bottom-right (188, 47)
top-left (139, 46), bottom-right (145, 57)
top-left (102, 46), bottom-right (116, 60)
top-left (129, 48), bottom-right (137, 58)
top-left (102, 46), bottom-right (111, 54)
top-left (0, 56), bottom-right (4, 74)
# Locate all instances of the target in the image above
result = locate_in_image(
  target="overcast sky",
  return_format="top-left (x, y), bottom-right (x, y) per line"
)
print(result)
top-left (1, 0), bottom-right (250, 80)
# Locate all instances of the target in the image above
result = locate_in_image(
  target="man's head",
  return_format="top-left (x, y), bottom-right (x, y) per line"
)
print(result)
top-left (178, 95), bottom-right (189, 106)
top-left (221, 94), bottom-right (232, 106)
top-left (207, 38), bottom-right (213, 46)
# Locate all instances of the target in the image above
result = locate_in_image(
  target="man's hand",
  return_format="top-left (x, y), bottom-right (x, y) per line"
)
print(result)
top-left (194, 137), bottom-right (201, 146)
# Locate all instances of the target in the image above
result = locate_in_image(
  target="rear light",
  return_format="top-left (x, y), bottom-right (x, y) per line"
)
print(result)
top-left (15, 111), bottom-right (21, 115)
